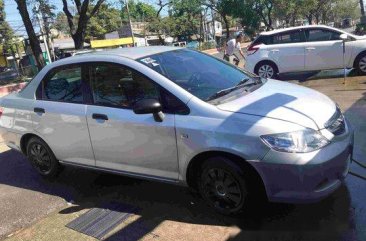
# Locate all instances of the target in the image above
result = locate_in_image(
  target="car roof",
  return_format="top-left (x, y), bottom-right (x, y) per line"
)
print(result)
top-left (259, 25), bottom-right (338, 36)
top-left (78, 46), bottom-right (182, 60)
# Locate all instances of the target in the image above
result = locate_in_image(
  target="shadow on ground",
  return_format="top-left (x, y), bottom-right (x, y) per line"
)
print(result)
top-left (0, 149), bottom-right (357, 241)
top-left (278, 69), bottom-right (358, 82)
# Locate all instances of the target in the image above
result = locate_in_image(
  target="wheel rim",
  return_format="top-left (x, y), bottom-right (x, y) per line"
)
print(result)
top-left (359, 57), bottom-right (366, 72)
top-left (258, 64), bottom-right (274, 78)
top-left (201, 168), bottom-right (244, 212)
top-left (29, 143), bottom-right (52, 174)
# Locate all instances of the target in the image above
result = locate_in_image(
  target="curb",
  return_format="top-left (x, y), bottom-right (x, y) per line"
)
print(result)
top-left (0, 82), bottom-right (27, 97)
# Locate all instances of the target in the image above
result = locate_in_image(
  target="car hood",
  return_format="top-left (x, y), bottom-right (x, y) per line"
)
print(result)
top-left (217, 79), bottom-right (336, 130)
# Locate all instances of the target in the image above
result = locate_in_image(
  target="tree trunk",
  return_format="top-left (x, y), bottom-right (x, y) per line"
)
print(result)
top-left (360, 0), bottom-right (365, 16)
top-left (306, 15), bottom-right (313, 25)
top-left (222, 14), bottom-right (230, 40)
top-left (15, 0), bottom-right (45, 71)
top-left (72, 33), bottom-right (85, 50)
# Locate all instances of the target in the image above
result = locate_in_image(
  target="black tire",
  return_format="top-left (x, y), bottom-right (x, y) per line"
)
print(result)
top-left (255, 61), bottom-right (279, 79)
top-left (355, 52), bottom-right (366, 75)
top-left (198, 156), bottom-right (248, 215)
top-left (26, 137), bottom-right (61, 178)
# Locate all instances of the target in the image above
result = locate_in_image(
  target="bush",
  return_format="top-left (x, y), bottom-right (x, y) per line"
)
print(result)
top-left (355, 23), bottom-right (366, 36)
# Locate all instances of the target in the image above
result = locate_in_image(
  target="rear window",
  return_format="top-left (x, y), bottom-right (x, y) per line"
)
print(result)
top-left (39, 65), bottom-right (84, 103)
top-left (252, 35), bottom-right (271, 45)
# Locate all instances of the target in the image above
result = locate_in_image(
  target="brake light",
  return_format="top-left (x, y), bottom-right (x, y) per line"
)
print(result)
top-left (0, 107), bottom-right (3, 119)
top-left (247, 44), bottom-right (260, 55)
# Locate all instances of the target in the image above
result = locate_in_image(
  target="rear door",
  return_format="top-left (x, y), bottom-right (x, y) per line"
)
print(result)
top-left (304, 28), bottom-right (354, 71)
top-left (85, 62), bottom-right (179, 180)
top-left (32, 64), bottom-right (95, 166)
top-left (266, 30), bottom-right (306, 73)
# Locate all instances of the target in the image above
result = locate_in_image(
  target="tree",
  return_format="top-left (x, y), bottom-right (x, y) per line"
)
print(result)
top-left (273, 0), bottom-right (299, 27)
top-left (61, 0), bottom-right (106, 49)
top-left (203, 0), bottom-right (237, 39)
top-left (0, 0), bottom-right (14, 65)
top-left (169, 0), bottom-right (202, 40)
top-left (121, 0), bottom-right (157, 21)
top-left (15, 0), bottom-right (45, 70)
top-left (52, 12), bottom-right (70, 35)
top-left (331, 0), bottom-right (360, 22)
top-left (87, 3), bottom-right (121, 40)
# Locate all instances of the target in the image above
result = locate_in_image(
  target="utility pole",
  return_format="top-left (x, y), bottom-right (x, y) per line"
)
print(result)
top-left (34, 3), bottom-right (51, 63)
top-left (125, 0), bottom-right (135, 46)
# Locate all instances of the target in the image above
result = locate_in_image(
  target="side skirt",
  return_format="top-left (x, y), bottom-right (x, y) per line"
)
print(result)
top-left (59, 160), bottom-right (184, 186)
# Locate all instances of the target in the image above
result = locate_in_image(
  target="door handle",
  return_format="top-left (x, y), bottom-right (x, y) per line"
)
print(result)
top-left (34, 107), bottom-right (45, 114)
top-left (92, 113), bottom-right (108, 120)
top-left (271, 49), bottom-right (280, 52)
top-left (306, 47), bottom-right (315, 50)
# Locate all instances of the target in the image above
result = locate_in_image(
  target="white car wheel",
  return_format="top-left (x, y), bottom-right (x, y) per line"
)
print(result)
top-left (358, 56), bottom-right (366, 73)
top-left (258, 64), bottom-right (275, 78)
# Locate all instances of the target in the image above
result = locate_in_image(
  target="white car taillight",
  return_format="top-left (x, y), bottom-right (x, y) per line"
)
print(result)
top-left (246, 44), bottom-right (260, 55)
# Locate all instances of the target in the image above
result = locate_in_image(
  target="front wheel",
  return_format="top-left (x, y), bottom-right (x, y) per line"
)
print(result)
top-left (255, 62), bottom-right (278, 79)
top-left (198, 157), bottom-right (248, 215)
top-left (26, 137), bottom-right (61, 178)
top-left (356, 53), bottom-right (366, 75)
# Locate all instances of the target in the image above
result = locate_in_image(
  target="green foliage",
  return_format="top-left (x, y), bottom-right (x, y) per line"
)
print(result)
top-left (52, 12), bottom-right (70, 34)
top-left (121, 0), bottom-right (158, 21)
top-left (0, 0), bottom-right (15, 57)
top-left (87, 3), bottom-right (121, 40)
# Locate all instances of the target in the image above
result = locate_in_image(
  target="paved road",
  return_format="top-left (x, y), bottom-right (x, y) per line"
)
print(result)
top-left (0, 78), bottom-right (366, 241)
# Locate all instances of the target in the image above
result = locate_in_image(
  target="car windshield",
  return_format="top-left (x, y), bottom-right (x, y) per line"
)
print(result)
top-left (138, 49), bottom-right (263, 103)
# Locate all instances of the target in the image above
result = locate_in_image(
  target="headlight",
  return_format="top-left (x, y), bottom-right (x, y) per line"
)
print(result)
top-left (260, 129), bottom-right (330, 153)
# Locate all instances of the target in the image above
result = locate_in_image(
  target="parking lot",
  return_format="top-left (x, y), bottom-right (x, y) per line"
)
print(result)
top-left (0, 75), bottom-right (365, 241)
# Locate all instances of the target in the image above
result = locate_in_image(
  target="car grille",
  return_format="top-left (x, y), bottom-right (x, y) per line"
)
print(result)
top-left (325, 107), bottom-right (345, 135)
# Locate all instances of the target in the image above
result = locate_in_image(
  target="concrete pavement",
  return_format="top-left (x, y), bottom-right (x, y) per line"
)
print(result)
top-left (0, 77), bottom-right (365, 241)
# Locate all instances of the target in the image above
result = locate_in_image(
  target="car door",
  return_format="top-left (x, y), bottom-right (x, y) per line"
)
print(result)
top-left (32, 64), bottom-right (95, 166)
top-left (304, 28), bottom-right (354, 71)
top-left (85, 62), bottom-right (179, 180)
top-left (265, 30), bottom-right (306, 73)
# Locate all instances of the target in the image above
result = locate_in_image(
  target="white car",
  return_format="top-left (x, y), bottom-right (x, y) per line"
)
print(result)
top-left (245, 25), bottom-right (366, 79)
top-left (0, 47), bottom-right (353, 214)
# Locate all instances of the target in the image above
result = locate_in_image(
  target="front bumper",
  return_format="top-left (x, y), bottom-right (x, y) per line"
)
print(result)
top-left (250, 128), bottom-right (354, 203)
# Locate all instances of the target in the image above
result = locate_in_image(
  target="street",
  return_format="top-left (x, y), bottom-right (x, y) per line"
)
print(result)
top-left (0, 76), bottom-right (365, 241)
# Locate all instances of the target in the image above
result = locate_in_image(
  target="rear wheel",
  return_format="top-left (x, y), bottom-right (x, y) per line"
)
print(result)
top-left (255, 61), bottom-right (278, 79)
top-left (26, 137), bottom-right (61, 178)
top-left (198, 157), bottom-right (248, 215)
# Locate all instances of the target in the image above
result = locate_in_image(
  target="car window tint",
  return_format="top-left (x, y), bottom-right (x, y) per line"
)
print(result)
top-left (43, 66), bottom-right (83, 103)
top-left (273, 31), bottom-right (301, 44)
top-left (91, 63), bottom-right (159, 108)
top-left (306, 29), bottom-right (341, 42)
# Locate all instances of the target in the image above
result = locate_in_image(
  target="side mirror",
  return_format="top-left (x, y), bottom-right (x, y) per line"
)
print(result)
top-left (133, 99), bottom-right (164, 122)
top-left (340, 33), bottom-right (349, 42)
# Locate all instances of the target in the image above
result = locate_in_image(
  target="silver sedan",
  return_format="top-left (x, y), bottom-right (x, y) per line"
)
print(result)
top-left (0, 47), bottom-right (353, 214)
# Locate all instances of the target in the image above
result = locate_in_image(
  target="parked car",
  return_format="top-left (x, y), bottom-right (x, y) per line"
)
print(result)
top-left (245, 25), bottom-right (366, 79)
top-left (0, 47), bottom-right (353, 214)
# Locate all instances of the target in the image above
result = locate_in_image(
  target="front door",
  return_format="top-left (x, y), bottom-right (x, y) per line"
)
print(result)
top-left (85, 62), bottom-right (179, 180)
top-left (304, 28), bottom-right (354, 71)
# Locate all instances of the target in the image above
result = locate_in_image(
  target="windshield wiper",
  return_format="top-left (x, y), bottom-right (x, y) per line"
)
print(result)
top-left (206, 78), bottom-right (257, 102)
top-left (206, 84), bottom-right (248, 101)
top-left (235, 78), bottom-right (250, 86)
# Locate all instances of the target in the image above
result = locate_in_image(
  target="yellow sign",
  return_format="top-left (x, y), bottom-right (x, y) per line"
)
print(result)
top-left (90, 37), bottom-right (134, 48)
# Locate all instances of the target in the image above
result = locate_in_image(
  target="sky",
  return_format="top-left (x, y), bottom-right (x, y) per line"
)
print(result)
top-left (4, 0), bottom-right (164, 37)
